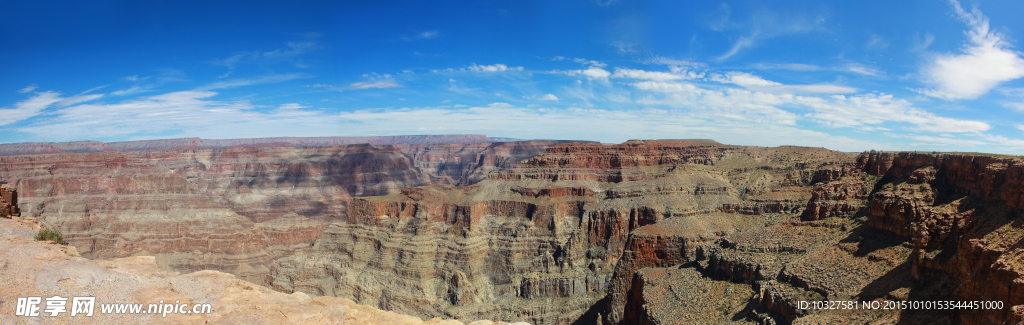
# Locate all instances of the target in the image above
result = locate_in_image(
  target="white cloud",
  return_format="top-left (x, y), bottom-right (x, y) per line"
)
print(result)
top-left (418, 31), bottom-right (438, 39)
top-left (715, 10), bottom-right (824, 61)
top-left (348, 81), bottom-right (402, 90)
top-left (865, 34), bottom-right (888, 50)
top-left (216, 41), bottom-right (318, 70)
top-left (13, 91), bottom-right (342, 141)
top-left (711, 72), bottom-right (778, 87)
top-left (112, 86), bottom-right (147, 96)
top-left (911, 32), bottom-right (935, 51)
top-left (895, 134), bottom-right (988, 147)
top-left (610, 41), bottom-right (636, 55)
top-left (56, 94), bottom-right (104, 107)
top-left (802, 94), bottom-right (989, 132)
top-left (647, 56), bottom-right (703, 68)
top-left (17, 85), bottom-right (37, 93)
top-left (564, 67), bottom-right (611, 79)
top-left (278, 103), bottom-right (310, 110)
top-left (540, 94), bottom-right (559, 101)
top-left (845, 64), bottom-right (880, 76)
top-left (1016, 124), bottom-right (1024, 133)
top-left (979, 133), bottom-right (1024, 151)
top-left (612, 68), bottom-right (688, 81)
top-left (571, 58), bottom-right (606, 68)
top-left (752, 63), bottom-right (821, 71)
top-left (403, 30), bottom-right (440, 41)
top-left (718, 34), bottom-right (758, 61)
top-left (710, 72), bottom-right (858, 94)
top-left (630, 79), bottom-right (986, 134)
top-left (0, 91), bottom-right (62, 126)
top-left (468, 63), bottom-right (524, 72)
top-left (198, 73), bottom-right (311, 90)
top-left (920, 0), bottom-right (1024, 100)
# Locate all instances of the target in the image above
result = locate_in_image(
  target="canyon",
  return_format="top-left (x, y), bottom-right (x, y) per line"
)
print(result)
top-left (0, 217), bottom-right (525, 324)
top-left (0, 137), bottom-right (572, 286)
top-left (1, 136), bottom-right (1023, 324)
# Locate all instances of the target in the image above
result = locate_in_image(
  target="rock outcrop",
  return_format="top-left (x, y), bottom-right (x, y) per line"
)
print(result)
top-left (854, 151), bottom-right (1024, 325)
top-left (0, 183), bottom-right (19, 217)
top-left (269, 140), bottom-right (859, 324)
top-left (0, 218), bottom-right (525, 325)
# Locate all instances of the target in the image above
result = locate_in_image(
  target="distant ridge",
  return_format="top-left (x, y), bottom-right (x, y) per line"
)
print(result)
top-left (0, 135), bottom-right (529, 156)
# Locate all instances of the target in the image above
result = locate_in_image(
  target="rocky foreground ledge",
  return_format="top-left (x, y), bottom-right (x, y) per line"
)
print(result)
top-left (0, 218), bottom-right (527, 325)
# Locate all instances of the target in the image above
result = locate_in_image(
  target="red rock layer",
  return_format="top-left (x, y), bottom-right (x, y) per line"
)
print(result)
top-left (0, 151), bottom-right (300, 282)
top-left (0, 141), bottom-right (568, 286)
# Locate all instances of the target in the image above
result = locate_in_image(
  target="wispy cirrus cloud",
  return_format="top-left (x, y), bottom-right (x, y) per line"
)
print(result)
top-left (920, 0), bottom-right (1024, 100)
top-left (562, 67), bottom-right (611, 79)
top-left (17, 85), bottom-right (37, 93)
top-left (14, 90), bottom-right (336, 141)
top-left (714, 9), bottom-right (825, 61)
top-left (197, 73), bottom-right (312, 90)
top-left (402, 30), bottom-right (439, 41)
top-left (709, 71), bottom-right (858, 94)
top-left (0, 87), bottom-right (109, 126)
top-left (348, 81), bottom-right (402, 90)
top-left (631, 78), bottom-right (986, 133)
top-left (0, 91), bottom-right (62, 126)
top-left (214, 39), bottom-right (319, 73)
top-left (468, 63), bottom-right (524, 72)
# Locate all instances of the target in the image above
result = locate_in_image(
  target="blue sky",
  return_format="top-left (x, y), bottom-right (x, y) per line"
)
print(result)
top-left (2, 0), bottom-right (1024, 153)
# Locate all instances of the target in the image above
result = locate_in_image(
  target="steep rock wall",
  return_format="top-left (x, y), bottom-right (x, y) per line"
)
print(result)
top-left (270, 141), bottom-right (858, 325)
top-left (0, 140), bottom-right (568, 286)
top-left (856, 151), bottom-right (1024, 324)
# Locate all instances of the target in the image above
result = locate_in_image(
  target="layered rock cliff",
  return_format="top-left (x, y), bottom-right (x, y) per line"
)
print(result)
top-left (269, 140), bottom-right (859, 324)
top-left (7, 135), bottom-right (1023, 324)
top-left (0, 217), bottom-right (524, 325)
top-left (0, 140), bottom-right (569, 287)
top-left (854, 152), bottom-right (1024, 324)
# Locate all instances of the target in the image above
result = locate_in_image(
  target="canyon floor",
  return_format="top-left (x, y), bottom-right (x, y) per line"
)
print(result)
top-left (1, 137), bottom-right (1023, 324)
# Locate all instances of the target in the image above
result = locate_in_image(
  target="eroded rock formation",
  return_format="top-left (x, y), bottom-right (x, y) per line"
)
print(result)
top-left (0, 140), bottom-right (570, 287)
top-left (6, 136), bottom-right (1024, 325)
top-left (0, 218), bottom-right (524, 325)
top-left (269, 140), bottom-right (858, 324)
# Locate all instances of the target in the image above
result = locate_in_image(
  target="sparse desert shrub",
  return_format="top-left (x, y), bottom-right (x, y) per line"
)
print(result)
top-left (35, 228), bottom-right (64, 245)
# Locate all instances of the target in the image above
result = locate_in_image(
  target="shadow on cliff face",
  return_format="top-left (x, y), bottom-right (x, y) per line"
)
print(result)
top-left (572, 295), bottom-right (608, 325)
top-left (840, 217), bottom-right (910, 259)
